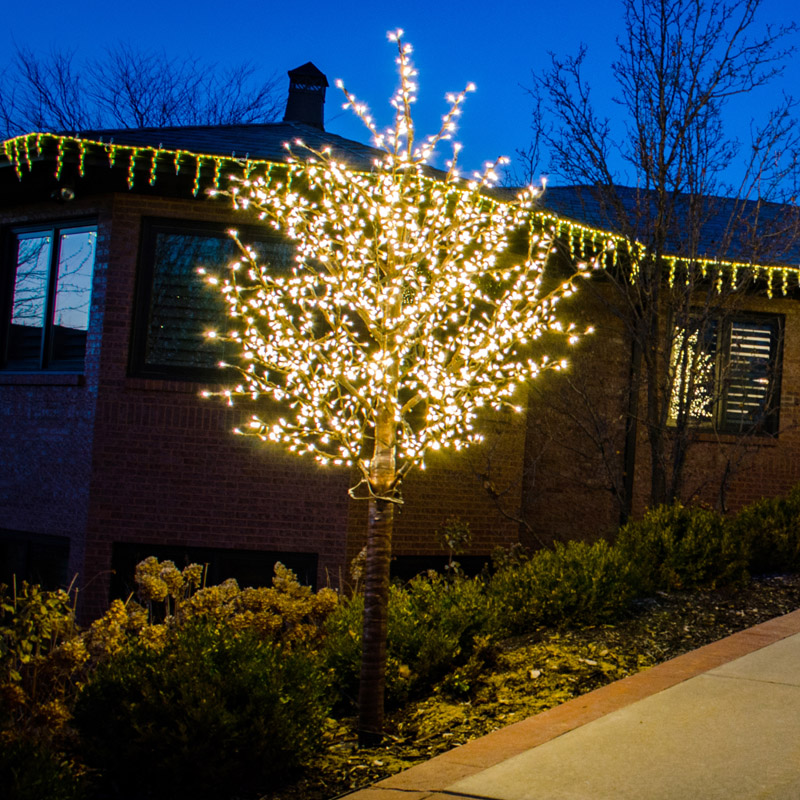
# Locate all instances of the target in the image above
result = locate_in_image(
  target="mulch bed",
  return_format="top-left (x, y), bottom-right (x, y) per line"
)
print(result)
top-left (266, 574), bottom-right (800, 800)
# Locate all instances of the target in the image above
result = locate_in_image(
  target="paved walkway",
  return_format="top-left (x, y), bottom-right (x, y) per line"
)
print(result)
top-left (345, 608), bottom-right (800, 800)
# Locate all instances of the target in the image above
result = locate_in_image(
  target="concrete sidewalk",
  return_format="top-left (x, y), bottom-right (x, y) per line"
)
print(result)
top-left (345, 608), bottom-right (800, 800)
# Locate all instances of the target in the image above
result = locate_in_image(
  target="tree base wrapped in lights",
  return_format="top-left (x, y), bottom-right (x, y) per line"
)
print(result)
top-left (202, 30), bottom-right (600, 745)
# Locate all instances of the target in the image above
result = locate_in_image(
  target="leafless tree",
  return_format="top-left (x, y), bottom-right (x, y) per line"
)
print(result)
top-left (0, 43), bottom-right (284, 137)
top-left (525, 0), bottom-right (800, 516)
top-left (503, 94), bottom-right (546, 187)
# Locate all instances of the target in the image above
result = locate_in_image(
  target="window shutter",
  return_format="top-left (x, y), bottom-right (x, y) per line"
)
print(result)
top-left (724, 320), bottom-right (775, 429)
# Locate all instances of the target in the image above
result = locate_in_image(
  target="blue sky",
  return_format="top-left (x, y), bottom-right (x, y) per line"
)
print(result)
top-left (2, 0), bottom-right (799, 182)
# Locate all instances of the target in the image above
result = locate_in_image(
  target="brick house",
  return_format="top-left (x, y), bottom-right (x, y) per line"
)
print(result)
top-left (0, 66), bottom-right (528, 618)
top-left (516, 186), bottom-right (800, 545)
top-left (2, 65), bottom-right (799, 617)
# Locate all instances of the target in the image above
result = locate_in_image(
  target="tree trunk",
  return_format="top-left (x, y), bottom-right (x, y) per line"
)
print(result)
top-left (621, 335), bottom-right (642, 525)
top-left (357, 405), bottom-right (396, 747)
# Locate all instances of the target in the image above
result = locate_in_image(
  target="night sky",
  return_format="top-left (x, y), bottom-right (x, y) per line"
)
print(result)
top-left (2, 0), bottom-right (799, 183)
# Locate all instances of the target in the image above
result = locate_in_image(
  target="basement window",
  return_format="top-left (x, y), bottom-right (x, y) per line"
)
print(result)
top-left (668, 313), bottom-right (782, 435)
top-left (2, 222), bottom-right (96, 371)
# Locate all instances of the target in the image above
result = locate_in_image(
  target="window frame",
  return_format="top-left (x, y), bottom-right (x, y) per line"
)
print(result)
top-left (669, 309), bottom-right (783, 436)
top-left (129, 217), bottom-right (293, 382)
top-left (1, 219), bottom-right (97, 373)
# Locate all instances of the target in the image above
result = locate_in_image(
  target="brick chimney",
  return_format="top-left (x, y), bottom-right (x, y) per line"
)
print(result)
top-left (283, 62), bottom-right (328, 130)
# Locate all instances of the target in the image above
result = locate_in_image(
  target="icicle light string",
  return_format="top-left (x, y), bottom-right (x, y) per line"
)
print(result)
top-left (2, 128), bottom-right (798, 294)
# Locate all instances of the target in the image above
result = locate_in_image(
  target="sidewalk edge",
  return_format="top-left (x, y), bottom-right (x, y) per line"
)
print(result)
top-left (342, 607), bottom-right (800, 800)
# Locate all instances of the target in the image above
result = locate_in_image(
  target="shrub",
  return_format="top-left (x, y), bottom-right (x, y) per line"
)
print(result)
top-left (321, 592), bottom-right (365, 710)
top-left (0, 581), bottom-right (81, 727)
top-left (730, 486), bottom-right (800, 575)
top-left (388, 572), bottom-right (493, 698)
top-left (489, 539), bottom-right (636, 633)
top-left (0, 738), bottom-right (85, 800)
top-left (615, 504), bottom-right (747, 593)
top-left (74, 620), bottom-right (329, 799)
top-left (0, 581), bottom-right (87, 800)
top-left (172, 562), bottom-right (339, 649)
top-left (323, 571), bottom-right (494, 708)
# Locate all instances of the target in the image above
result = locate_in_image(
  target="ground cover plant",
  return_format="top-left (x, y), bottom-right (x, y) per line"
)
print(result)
top-left (3, 490), bottom-right (800, 800)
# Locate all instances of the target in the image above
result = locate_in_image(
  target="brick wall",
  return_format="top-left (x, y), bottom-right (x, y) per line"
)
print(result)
top-left (656, 294), bottom-right (800, 514)
top-left (520, 285), bottom-right (631, 544)
top-left (1, 189), bottom-right (534, 619)
top-left (7, 182), bottom-right (800, 620)
top-left (79, 193), bottom-right (355, 615)
top-left (0, 196), bottom-right (110, 584)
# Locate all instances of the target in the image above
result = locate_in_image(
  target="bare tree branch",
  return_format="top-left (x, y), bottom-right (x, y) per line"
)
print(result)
top-left (521, 0), bottom-right (800, 514)
top-left (0, 43), bottom-right (284, 137)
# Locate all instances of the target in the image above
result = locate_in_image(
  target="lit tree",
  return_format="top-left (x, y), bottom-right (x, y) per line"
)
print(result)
top-left (203, 31), bottom-right (596, 744)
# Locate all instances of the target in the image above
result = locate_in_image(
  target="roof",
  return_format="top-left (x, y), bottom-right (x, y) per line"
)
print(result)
top-left (493, 183), bottom-right (800, 269)
top-left (74, 121), bottom-right (379, 169)
top-left (2, 125), bottom-right (799, 292)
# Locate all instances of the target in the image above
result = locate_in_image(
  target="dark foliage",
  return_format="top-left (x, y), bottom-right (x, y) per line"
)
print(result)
top-left (74, 621), bottom-right (329, 799)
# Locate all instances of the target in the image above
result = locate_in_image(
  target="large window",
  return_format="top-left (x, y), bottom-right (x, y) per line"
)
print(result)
top-left (130, 218), bottom-right (294, 380)
top-left (669, 312), bottom-right (782, 435)
top-left (2, 222), bottom-right (96, 371)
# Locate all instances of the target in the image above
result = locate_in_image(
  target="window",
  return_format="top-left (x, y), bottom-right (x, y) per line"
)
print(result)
top-left (130, 218), bottom-right (294, 380)
top-left (2, 222), bottom-right (96, 371)
top-left (669, 312), bottom-right (782, 435)
top-left (0, 530), bottom-right (70, 590)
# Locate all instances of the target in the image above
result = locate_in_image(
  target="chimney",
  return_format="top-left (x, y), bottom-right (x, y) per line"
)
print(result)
top-left (283, 62), bottom-right (329, 130)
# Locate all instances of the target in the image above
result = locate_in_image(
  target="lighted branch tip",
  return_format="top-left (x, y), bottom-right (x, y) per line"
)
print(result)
top-left (201, 30), bottom-right (591, 490)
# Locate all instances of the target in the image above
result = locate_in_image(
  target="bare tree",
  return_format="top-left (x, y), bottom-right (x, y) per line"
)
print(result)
top-left (0, 43), bottom-right (284, 137)
top-left (503, 93), bottom-right (546, 187)
top-left (526, 0), bottom-right (800, 514)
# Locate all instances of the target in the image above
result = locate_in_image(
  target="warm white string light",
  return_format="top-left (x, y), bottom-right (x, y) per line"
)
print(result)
top-left (202, 30), bottom-right (599, 502)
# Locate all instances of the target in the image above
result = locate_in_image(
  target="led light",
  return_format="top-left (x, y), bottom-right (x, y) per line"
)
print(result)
top-left (196, 30), bottom-right (602, 504)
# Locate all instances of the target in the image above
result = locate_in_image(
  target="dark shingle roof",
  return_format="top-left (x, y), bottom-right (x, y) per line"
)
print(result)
top-left (76, 121), bottom-right (382, 171)
top-left (4, 120), bottom-right (799, 267)
top-left (534, 184), bottom-right (800, 266)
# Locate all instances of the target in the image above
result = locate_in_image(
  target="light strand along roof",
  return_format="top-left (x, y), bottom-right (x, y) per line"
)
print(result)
top-left (2, 126), bottom-right (800, 297)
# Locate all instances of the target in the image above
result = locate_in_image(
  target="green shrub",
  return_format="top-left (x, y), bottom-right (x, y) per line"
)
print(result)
top-left (134, 558), bottom-right (340, 649)
top-left (0, 581), bottom-right (87, 800)
top-left (323, 571), bottom-right (493, 708)
top-left (74, 620), bottom-right (329, 799)
top-left (0, 581), bottom-right (81, 726)
top-left (321, 592), bottom-right (365, 710)
top-left (615, 504), bottom-right (747, 593)
top-left (388, 572), bottom-right (493, 698)
top-left (730, 487), bottom-right (800, 574)
top-left (489, 539), bottom-right (635, 633)
top-left (0, 738), bottom-right (85, 800)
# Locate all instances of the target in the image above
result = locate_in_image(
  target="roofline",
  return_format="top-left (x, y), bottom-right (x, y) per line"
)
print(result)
top-left (2, 131), bottom-right (799, 295)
